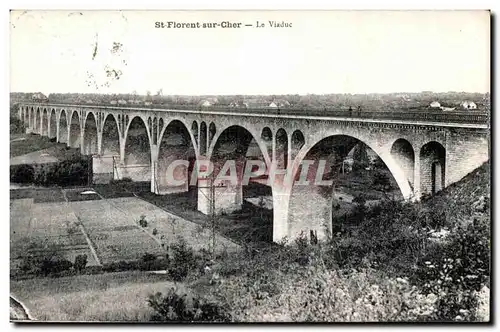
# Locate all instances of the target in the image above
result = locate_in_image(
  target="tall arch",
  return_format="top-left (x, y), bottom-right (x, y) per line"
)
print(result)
top-left (291, 130), bottom-right (305, 161)
top-left (156, 120), bottom-right (197, 194)
top-left (201, 125), bottom-right (273, 225)
top-left (93, 114), bottom-right (121, 183)
top-left (285, 134), bottom-right (411, 243)
top-left (261, 127), bottom-right (273, 161)
top-left (420, 141), bottom-right (446, 195)
top-left (83, 112), bottom-right (98, 155)
top-left (35, 108), bottom-right (41, 134)
top-left (41, 108), bottom-right (49, 136)
top-left (391, 138), bottom-right (415, 188)
top-left (199, 122), bottom-right (207, 155)
top-left (275, 128), bottom-right (288, 169)
top-left (209, 122), bottom-right (216, 146)
top-left (191, 121), bottom-right (199, 146)
top-left (123, 116), bottom-right (151, 182)
top-left (48, 109), bottom-right (57, 139)
top-left (69, 111), bottom-right (81, 148)
top-left (59, 110), bottom-right (68, 144)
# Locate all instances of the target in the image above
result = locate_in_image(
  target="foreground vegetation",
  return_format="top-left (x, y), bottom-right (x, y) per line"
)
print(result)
top-left (146, 161), bottom-right (490, 323)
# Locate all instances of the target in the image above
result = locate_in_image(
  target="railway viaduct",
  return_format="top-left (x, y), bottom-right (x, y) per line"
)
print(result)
top-left (17, 103), bottom-right (490, 243)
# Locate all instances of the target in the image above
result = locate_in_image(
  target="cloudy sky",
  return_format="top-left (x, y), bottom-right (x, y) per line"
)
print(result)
top-left (10, 10), bottom-right (490, 95)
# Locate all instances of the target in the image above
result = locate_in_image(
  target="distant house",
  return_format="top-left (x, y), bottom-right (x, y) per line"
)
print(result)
top-left (110, 100), bottom-right (118, 105)
top-left (229, 101), bottom-right (247, 108)
top-left (199, 100), bottom-right (213, 107)
top-left (118, 99), bottom-right (127, 105)
top-left (144, 101), bottom-right (153, 106)
top-left (429, 101), bottom-right (441, 108)
top-left (86, 100), bottom-right (95, 104)
top-left (461, 101), bottom-right (478, 110)
top-left (269, 99), bottom-right (291, 108)
top-left (31, 92), bottom-right (48, 102)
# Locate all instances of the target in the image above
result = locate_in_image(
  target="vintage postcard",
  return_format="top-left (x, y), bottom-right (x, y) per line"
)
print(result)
top-left (9, 10), bottom-right (490, 323)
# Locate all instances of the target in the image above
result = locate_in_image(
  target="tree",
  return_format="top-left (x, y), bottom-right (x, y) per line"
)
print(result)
top-left (352, 143), bottom-right (370, 171)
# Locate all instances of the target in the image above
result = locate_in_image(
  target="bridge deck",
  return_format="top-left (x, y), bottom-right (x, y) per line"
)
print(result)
top-left (21, 103), bottom-right (489, 128)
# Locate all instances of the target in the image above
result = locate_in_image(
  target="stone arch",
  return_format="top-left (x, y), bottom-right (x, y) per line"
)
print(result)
top-left (202, 125), bottom-right (273, 228)
top-left (191, 120), bottom-right (199, 146)
top-left (124, 115), bottom-right (151, 147)
top-left (199, 121), bottom-right (207, 155)
top-left (41, 108), bottom-right (49, 136)
top-left (260, 127), bottom-right (273, 160)
top-left (152, 117), bottom-right (158, 145)
top-left (101, 113), bottom-right (121, 156)
top-left (35, 108), bottom-right (41, 134)
top-left (69, 111), bottom-right (81, 148)
top-left (275, 128), bottom-right (288, 169)
top-left (123, 116), bottom-right (152, 182)
top-left (420, 141), bottom-right (446, 195)
top-left (391, 138), bottom-right (415, 188)
top-left (58, 109), bottom-right (68, 144)
top-left (156, 119), bottom-right (197, 194)
top-left (209, 122), bottom-right (216, 145)
top-left (285, 134), bottom-right (411, 242)
top-left (48, 109), bottom-right (57, 139)
top-left (291, 129), bottom-right (305, 160)
top-left (82, 112), bottom-right (98, 155)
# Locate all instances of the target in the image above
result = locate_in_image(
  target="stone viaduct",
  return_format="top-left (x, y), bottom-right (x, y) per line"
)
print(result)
top-left (17, 103), bottom-right (490, 243)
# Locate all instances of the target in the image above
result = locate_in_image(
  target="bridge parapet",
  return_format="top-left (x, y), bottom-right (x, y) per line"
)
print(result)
top-left (20, 102), bottom-right (489, 125)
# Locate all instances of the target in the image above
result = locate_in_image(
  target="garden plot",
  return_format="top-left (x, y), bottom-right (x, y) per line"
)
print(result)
top-left (68, 199), bottom-right (164, 264)
top-left (10, 198), bottom-right (98, 267)
top-left (106, 197), bottom-right (241, 255)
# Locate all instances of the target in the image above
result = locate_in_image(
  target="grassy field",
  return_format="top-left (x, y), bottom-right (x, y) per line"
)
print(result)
top-left (10, 271), bottom-right (183, 321)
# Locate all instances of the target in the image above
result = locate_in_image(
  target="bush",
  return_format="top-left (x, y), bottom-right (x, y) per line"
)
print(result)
top-left (168, 237), bottom-right (197, 281)
top-left (148, 288), bottom-right (229, 322)
top-left (413, 218), bottom-right (490, 321)
top-left (10, 164), bottom-right (34, 183)
top-left (138, 215), bottom-right (148, 228)
top-left (74, 254), bottom-right (88, 272)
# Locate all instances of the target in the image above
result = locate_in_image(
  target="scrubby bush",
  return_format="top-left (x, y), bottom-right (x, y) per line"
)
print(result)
top-left (168, 237), bottom-right (197, 281)
top-left (148, 288), bottom-right (229, 322)
top-left (138, 215), bottom-right (148, 228)
top-left (10, 164), bottom-right (35, 183)
top-left (74, 254), bottom-right (88, 272)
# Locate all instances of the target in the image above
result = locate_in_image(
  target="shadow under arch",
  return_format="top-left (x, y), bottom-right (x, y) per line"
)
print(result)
top-left (155, 119), bottom-right (197, 195)
top-left (58, 110), bottom-right (68, 144)
top-left (202, 125), bottom-right (274, 243)
top-left (420, 141), bottom-right (446, 196)
top-left (122, 116), bottom-right (152, 182)
top-left (69, 111), bottom-right (81, 148)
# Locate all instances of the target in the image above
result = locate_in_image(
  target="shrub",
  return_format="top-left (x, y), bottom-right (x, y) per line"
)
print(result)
top-left (168, 237), bottom-right (197, 281)
top-left (148, 288), bottom-right (229, 322)
top-left (138, 215), bottom-right (148, 228)
top-left (74, 254), bottom-right (88, 272)
top-left (152, 228), bottom-right (158, 236)
top-left (10, 164), bottom-right (34, 183)
top-left (413, 218), bottom-right (490, 321)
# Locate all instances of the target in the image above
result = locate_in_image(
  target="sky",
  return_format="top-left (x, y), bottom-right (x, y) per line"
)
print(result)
top-left (9, 10), bottom-right (490, 96)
